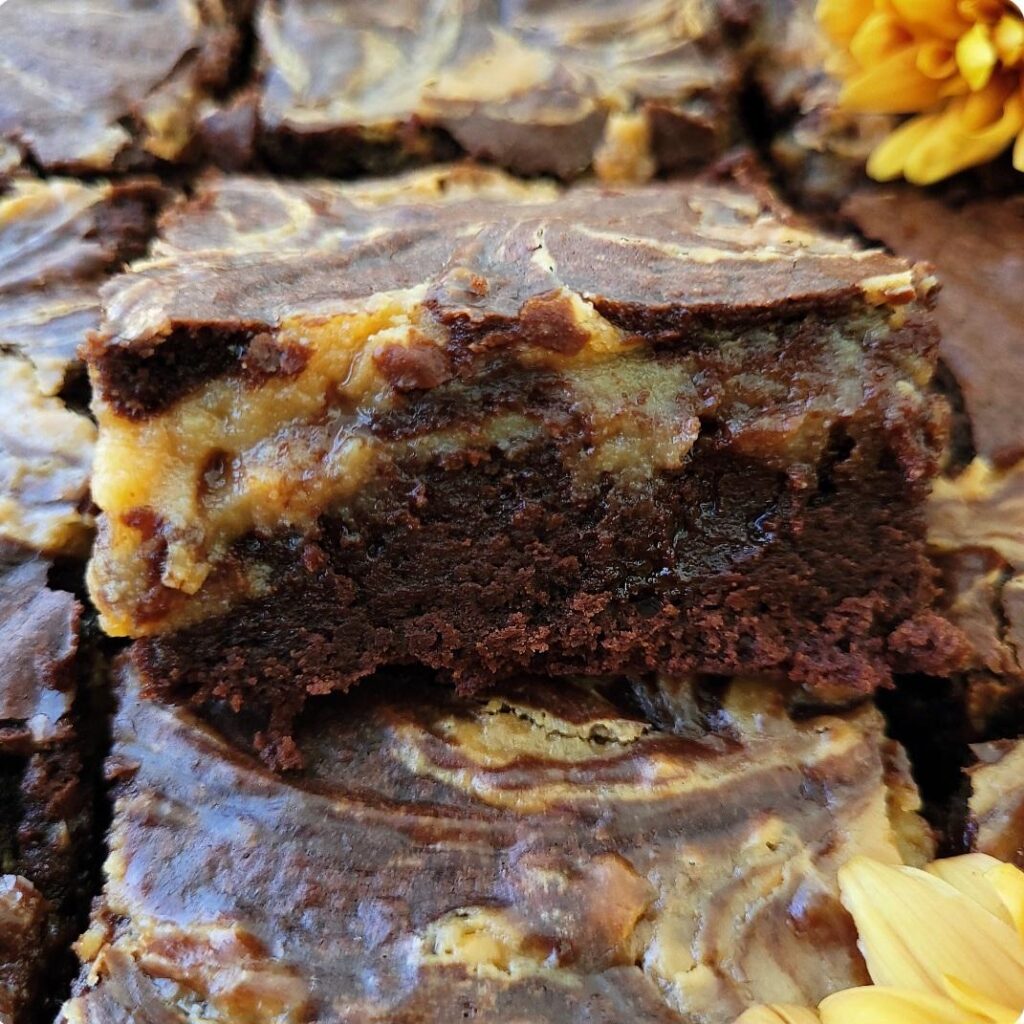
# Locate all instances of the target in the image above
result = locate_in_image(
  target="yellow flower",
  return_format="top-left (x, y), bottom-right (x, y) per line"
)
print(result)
top-left (735, 853), bottom-right (1024, 1024)
top-left (816, 0), bottom-right (1024, 182)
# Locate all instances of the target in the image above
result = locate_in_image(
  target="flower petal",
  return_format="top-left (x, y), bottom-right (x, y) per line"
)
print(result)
top-left (867, 112), bottom-right (942, 179)
top-left (986, 861), bottom-right (1024, 937)
top-left (916, 39), bottom-right (958, 79)
top-left (926, 854), bottom-right (1015, 925)
top-left (891, 0), bottom-right (970, 40)
top-left (816, 0), bottom-right (875, 45)
top-left (838, 856), bottom-right (1024, 1003)
top-left (902, 90), bottom-right (1023, 182)
top-left (841, 47), bottom-right (950, 112)
top-left (1014, 124), bottom-right (1024, 169)
top-left (733, 1006), bottom-right (821, 1024)
top-left (995, 13), bottom-right (1024, 66)
top-left (850, 12), bottom-right (914, 67)
top-left (943, 974), bottom-right (1020, 1024)
top-left (956, 22), bottom-right (998, 90)
top-left (819, 985), bottom-right (989, 1024)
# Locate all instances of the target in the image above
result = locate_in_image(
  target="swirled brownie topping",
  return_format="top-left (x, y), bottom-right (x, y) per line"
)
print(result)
top-left (61, 671), bottom-right (931, 1024)
top-left (0, 0), bottom-right (245, 173)
top-left (255, 0), bottom-right (747, 180)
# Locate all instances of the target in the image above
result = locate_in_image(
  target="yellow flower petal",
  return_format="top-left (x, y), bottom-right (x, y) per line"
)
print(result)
top-left (916, 39), bottom-right (959, 79)
top-left (838, 857), bottom-right (1024, 1003)
top-left (986, 861), bottom-right (1024, 937)
top-left (943, 974), bottom-right (1020, 1024)
top-left (926, 853), bottom-right (1015, 925)
top-left (820, 985), bottom-right (990, 1024)
top-left (842, 47), bottom-right (951, 112)
top-left (733, 1006), bottom-right (821, 1024)
top-left (958, 0), bottom-right (1009, 23)
top-left (902, 90), bottom-right (1023, 182)
top-left (850, 12), bottom-right (914, 67)
top-left (957, 22), bottom-right (999, 90)
top-left (816, 0), bottom-right (875, 45)
top-left (867, 111), bottom-right (943, 179)
top-left (892, 0), bottom-right (971, 40)
top-left (995, 13), bottom-right (1024, 65)
top-left (1014, 124), bottom-right (1024, 168)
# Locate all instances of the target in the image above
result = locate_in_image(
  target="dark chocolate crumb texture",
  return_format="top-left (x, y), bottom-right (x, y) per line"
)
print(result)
top-left (83, 166), bottom-right (959, 761)
top-left (59, 669), bottom-right (932, 1024)
top-left (253, 0), bottom-right (747, 180)
top-left (0, 559), bottom-right (94, 1024)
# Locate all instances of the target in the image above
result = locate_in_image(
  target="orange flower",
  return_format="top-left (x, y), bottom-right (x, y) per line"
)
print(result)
top-left (816, 0), bottom-right (1024, 182)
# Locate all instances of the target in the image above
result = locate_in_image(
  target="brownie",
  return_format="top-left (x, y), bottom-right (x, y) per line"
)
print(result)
top-left (59, 667), bottom-right (931, 1024)
top-left (0, 0), bottom-right (248, 175)
top-left (82, 167), bottom-right (958, 764)
top-left (968, 739), bottom-right (1024, 866)
top-left (0, 177), bottom-right (164, 559)
top-left (253, 0), bottom-right (747, 180)
top-left (845, 191), bottom-right (1024, 739)
top-left (0, 559), bottom-right (94, 1024)
top-left (0, 177), bottom-right (165, 395)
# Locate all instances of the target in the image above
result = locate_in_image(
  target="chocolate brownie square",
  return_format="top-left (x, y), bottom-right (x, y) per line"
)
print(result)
top-left (59, 669), bottom-right (931, 1023)
top-left (845, 190), bottom-right (1024, 739)
top-left (0, 177), bottom-right (163, 558)
top-left (83, 167), bottom-right (958, 764)
top-left (254, 0), bottom-right (747, 180)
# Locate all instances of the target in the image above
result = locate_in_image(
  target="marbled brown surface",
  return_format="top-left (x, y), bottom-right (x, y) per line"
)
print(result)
top-left (61, 670), bottom-right (930, 1024)
top-left (0, 0), bottom-right (245, 173)
top-left (255, 0), bottom-right (746, 179)
top-left (969, 739), bottom-right (1024, 866)
top-left (0, 558), bottom-right (92, 1024)
top-left (0, 176), bottom-right (163, 558)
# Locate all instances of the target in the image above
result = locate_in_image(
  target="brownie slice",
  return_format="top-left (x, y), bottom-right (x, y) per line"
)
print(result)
top-left (0, 559), bottom-right (94, 1024)
top-left (968, 739), bottom-right (1024, 866)
top-left (253, 0), bottom-right (747, 180)
top-left (83, 168), bottom-right (957, 763)
top-left (59, 667), bottom-right (931, 1024)
top-left (0, 177), bottom-right (164, 559)
top-left (845, 191), bottom-right (1024, 739)
top-left (0, 0), bottom-right (247, 175)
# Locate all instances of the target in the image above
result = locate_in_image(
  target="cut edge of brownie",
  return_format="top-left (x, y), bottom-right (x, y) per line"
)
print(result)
top-left (81, 174), bottom-right (964, 766)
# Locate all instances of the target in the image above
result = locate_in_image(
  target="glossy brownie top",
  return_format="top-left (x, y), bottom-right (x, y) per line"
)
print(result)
top-left (0, 0), bottom-right (244, 174)
top-left (62, 670), bottom-right (929, 1023)
top-left (0, 559), bottom-right (80, 752)
top-left (255, 0), bottom-right (745, 179)
top-left (0, 177), bottom-right (164, 395)
top-left (91, 166), bottom-right (929, 416)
